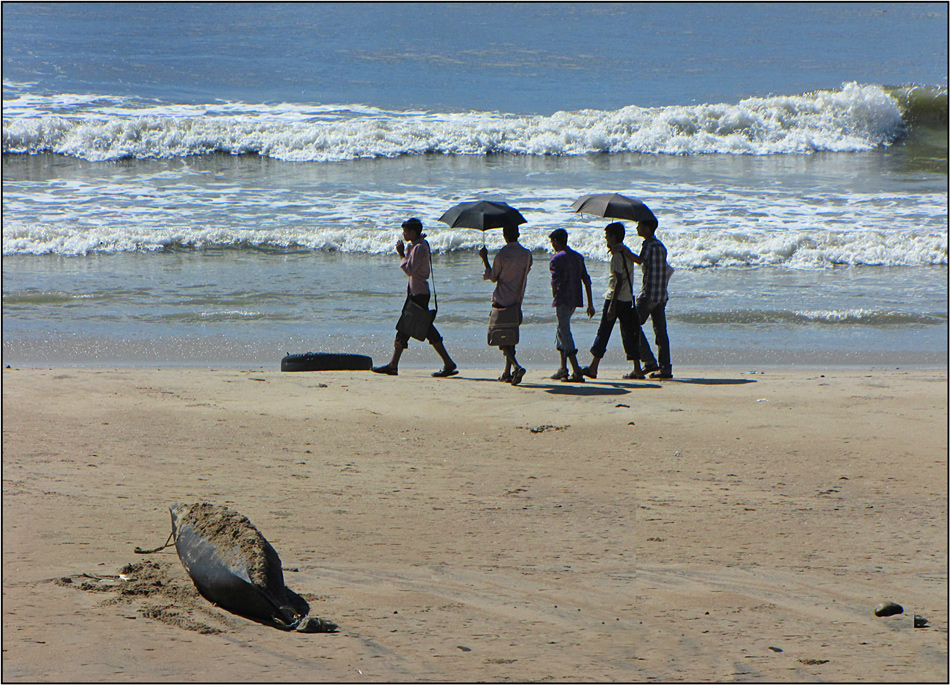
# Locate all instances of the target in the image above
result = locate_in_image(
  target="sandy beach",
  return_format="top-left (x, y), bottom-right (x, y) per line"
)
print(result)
top-left (2, 364), bottom-right (947, 682)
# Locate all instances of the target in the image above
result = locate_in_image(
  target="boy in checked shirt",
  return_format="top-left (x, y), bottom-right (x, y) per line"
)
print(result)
top-left (629, 218), bottom-right (674, 379)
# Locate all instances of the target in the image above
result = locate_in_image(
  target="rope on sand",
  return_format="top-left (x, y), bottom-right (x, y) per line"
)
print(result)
top-left (134, 531), bottom-right (174, 554)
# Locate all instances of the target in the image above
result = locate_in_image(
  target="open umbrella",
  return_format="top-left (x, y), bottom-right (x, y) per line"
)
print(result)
top-left (570, 193), bottom-right (657, 223)
top-left (438, 200), bottom-right (527, 232)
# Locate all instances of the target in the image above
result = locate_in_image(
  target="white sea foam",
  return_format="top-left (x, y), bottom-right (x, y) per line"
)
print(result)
top-left (3, 82), bottom-right (944, 267)
top-left (793, 308), bottom-right (946, 325)
top-left (5, 164), bottom-right (946, 265)
top-left (678, 308), bottom-right (946, 325)
top-left (4, 215), bottom-right (946, 268)
top-left (3, 83), bottom-right (906, 161)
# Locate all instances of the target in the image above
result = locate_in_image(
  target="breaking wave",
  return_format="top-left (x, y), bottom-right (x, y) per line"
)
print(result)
top-left (678, 308), bottom-right (947, 326)
top-left (3, 82), bottom-right (936, 162)
top-left (4, 218), bottom-right (946, 267)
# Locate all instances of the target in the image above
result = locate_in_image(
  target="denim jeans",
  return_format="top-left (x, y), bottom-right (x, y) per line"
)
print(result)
top-left (636, 297), bottom-right (671, 371)
top-left (590, 299), bottom-right (644, 361)
top-left (554, 305), bottom-right (577, 355)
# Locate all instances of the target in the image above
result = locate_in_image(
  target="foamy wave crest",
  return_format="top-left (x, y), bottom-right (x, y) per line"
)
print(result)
top-left (793, 308), bottom-right (947, 325)
top-left (3, 83), bottom-right (905, 161)
top-left (661, 228), bottom-right (949, 269)
top-left (679, 308), bottom-right (946, 325)
top-left (0, 220), bottom-right (402, 256)
top-left (5, 218), bottom-right (946, 268)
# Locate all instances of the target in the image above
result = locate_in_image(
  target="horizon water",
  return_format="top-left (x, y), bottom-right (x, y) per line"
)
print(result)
top-left (2, 2), bottom-right (947, 370)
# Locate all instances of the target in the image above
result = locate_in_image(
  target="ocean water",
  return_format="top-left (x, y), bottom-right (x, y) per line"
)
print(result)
top-left (2, 2), bottom-right (948, 369)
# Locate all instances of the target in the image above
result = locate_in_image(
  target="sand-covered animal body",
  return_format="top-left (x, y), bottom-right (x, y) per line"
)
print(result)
top-left (170, 502), bottom-right (335, 632)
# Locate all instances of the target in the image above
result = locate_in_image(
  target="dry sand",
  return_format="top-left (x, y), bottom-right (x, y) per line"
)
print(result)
top-left (2, 365), bottom-right (947, 682)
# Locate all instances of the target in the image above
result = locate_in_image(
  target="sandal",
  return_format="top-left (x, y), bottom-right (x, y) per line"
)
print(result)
top-left (642, 363), bottom-right (661, 375)
top-left (551, 368), bottom-right (569, 380)
top-left (498, 373), bottom-right (513, 382)
top-left (510, 366), bottom-right (527, 386)
top-left (649, 370), bottom-right (674, 379)
top-left (623, 370), bottom-right (646, 380)
top-left (432, 366), bottom-right (459, 378)
top-left (579, 366), bottom-right (597, 379)
top-left (372, 365), bottom-right (398, 376)
top-left (564, 373), bottom-right (585, 383)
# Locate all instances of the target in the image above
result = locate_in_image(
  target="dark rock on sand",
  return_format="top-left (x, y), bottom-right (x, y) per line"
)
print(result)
top-left (874, 601), bottom-right (903, 617)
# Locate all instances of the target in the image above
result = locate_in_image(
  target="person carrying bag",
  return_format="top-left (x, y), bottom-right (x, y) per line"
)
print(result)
top-left (580, 221), bottom-right (652, 380)
top-left (487, 300), bottom-right (522, 347)
top-left (373, 218), bottom-right (458, 377)
top-left (396, 286), bottom-right (437, 342)
top-left (479, 223), bottom-right (533, 385)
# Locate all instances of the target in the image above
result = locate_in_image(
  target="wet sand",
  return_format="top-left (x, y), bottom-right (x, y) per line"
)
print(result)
top-left (2, 365), bottom-right (947, 682)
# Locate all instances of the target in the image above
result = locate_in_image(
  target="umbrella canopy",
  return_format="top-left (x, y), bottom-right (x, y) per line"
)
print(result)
top-left (438, 200), bottom-right (527, 232)
top-left (570, 193), bottom-right (657, 223)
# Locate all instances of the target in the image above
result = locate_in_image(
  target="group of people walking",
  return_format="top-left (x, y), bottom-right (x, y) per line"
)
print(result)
top-left (372, 217), bottom-right (673, 384)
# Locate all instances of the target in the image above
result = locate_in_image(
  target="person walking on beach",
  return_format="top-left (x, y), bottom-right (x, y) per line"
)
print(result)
top-left (373, 218), bottom-right (458, 377)
top-left (548, 228), bottom-right (595, 382)
top-left (627, 218), bottom-right (673, 379)
top-left (580, 222), bottom-right (650, 380)
top-left (479, 224), bottom-right (532, 385)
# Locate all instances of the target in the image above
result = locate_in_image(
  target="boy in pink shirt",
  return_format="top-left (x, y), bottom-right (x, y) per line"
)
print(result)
top-left (373, 218), bottom-right (458, 377)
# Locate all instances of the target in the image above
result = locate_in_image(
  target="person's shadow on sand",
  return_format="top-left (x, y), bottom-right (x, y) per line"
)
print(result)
top-left (531, 376), bottom-right (758, 394)
top-left (534, 381), bottom-right (663, 396)
top-left (664, 378), bottom-right (757, 385)
top-left (459, 377), bottom-right (755, 393)
top-left (461, 377), bottom-right (641, 395)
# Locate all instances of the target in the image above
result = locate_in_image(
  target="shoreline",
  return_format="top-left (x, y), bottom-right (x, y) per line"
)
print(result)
top-left (3, 350), bottom-right (950, 372)
top-left (5, 253), bottom-right (947, 373)
top-left (4, 333), bottom-right (947, 372)
top-left (3, 365), bottom-right (947, 681)
top-left (3, 361), bottom-right (949, 372)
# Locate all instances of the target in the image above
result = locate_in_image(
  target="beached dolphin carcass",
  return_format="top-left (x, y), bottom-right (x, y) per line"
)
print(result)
top-left (169, 502), bottom-right (336, 632)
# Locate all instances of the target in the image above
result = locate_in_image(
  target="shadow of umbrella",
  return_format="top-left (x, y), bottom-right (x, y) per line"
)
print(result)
top-left (542, 384), bottom-right (633, 396)
top-left (665, 378), bottom-right (757, 385)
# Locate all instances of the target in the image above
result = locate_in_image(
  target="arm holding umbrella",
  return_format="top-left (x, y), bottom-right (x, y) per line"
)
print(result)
top-left (478, 245), bottom-right (492, 275)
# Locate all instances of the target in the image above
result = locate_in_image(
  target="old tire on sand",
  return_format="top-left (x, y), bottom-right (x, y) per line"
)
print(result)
top-left (281, 352), bottom-right (373, 372)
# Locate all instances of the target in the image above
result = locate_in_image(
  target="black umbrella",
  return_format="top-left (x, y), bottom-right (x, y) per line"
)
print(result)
top-left (570, 193), bottom-right (657, 223)
top-left (438, 200), bottom-right (527, 232)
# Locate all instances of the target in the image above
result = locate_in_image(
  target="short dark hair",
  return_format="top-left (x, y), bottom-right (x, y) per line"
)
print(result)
top-left (549, 228), bottom-right (568, 244)
top-left (502, 224), bottom-right (520, 242)
top-left (639, 218), bottom-right (658, 233)
top-left (401, 217), bottom-right (423, 233)
top-left (605, 221), bottom-right (625, 241)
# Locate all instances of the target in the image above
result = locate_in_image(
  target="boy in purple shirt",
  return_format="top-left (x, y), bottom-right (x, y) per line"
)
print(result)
top-left (548, 229), bottom-right (595, 382)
